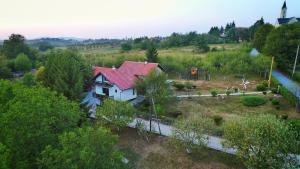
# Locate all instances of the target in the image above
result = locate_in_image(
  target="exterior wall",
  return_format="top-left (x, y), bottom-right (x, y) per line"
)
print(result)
top-left (95, 85), bottom-right (104, 95)
top-left (95, 75), bottom-right (104, 83)
top-left (120, 88), bottom-right (137, 101)
top-left (94, 74), bottom-right (137, 101)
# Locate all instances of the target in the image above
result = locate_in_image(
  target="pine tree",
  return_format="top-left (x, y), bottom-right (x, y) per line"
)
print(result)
top-left (146, 42), bottom-right (158, 63)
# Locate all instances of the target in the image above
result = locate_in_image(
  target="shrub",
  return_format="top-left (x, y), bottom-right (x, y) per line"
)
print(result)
top-left (185, 82), bottom-right (193, 90)
top-left (197, 91), bottom-right (202, 96)
top-left (292, 72), bottom-right (300, 83)
top-left (288, 119), bottom-right (300, 152)
top-left (213, 115), bottom-right (223, 126)
top-left (280, 114), bottom-right (288, 120)
top-left (271, 78), bottom-right (299, 106)
top-left (271, 88), bottom-right (278, 94)
top-left (233, 87), bottom-right (239, 93)
top-left (242, 96), bottom-right (267, 107)
top-left (263, 91), bottom-right (267, 95)
top-left (226, 90), bottom-right (231, 96)
top-left (271, 99), bottom-right (280, 105)
top-left (22, 73), bottom-right (36, 87)
top-left (256, 84), bottom-right (267, 91)
top-left (211, 90), bottom-right (218, 97)
top-left (173, 83), bottom-right (185, 91)
top-left (261, 80), bottom-right (268, 87)
top-left (15, 53), bottom-right (32, 72)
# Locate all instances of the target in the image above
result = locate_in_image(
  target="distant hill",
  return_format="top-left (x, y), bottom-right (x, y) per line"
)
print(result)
top-left (26, 38), bottom-right (123, 47)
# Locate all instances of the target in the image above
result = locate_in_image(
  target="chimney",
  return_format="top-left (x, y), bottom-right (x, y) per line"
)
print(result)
top-left (112, 65), bottom-right (116, 70)
top-left (144, 61), bottom-right (148, 65)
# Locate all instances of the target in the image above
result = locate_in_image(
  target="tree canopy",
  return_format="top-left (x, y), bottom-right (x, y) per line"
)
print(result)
top-left (224, 114), bottom-right (299, 169)
top-left (14, 53), bottom-right (32, 72)
top-left (253, 24), bottom-right (274, 52)
top-left (263, 23), bottom-right (300, 71)
top-left (0, 80), bottom-right (83, 169)
top-left (44, 49), bottom-right (90, 100)
top-left (1, 34), bottom-right (32, 59)
top-left (38, 127), bottom-right (128, 169)
top-left (146, 41), bottom-right (158, 63)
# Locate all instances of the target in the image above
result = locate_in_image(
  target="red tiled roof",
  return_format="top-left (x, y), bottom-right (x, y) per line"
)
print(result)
top-left (93, 61), bottom-right (161, 90)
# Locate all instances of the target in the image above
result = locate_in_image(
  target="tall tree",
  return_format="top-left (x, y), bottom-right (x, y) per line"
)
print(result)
top-left (44, 49), bottom-right (88, 100)
top-left (249, 17), bottom-right (265, 40)
top-left (146, 42), bottom-right (158, 63)
top-left (0, 55), bottom-right (12, 79)
top-left (253, 24), bottom-right (274, 52)
top-left (135, 71), bottom-right (171, 132)
top-left (195, 37), bottom-right (210, 53)
top-left (0, 143), bottom-right (10, 169)
top-left (1, 34), bottom-right (32, 59)
top-left (0, 80), bottom-right (83, 169)
top-left (224, 114), bottom-right (299, 169)
top-left (38, 127), bottom-right (128, 169)
top-left (263, 23), bottom-right (300, 71)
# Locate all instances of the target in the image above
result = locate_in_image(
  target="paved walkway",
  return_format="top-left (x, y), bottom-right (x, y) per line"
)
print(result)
top-left (273, 70), bottom-right (300, 99)
top-left (128, 118), bottom-right (236, 155)
top-left (176, 91), bottom-right (269, 98)
top-left (128, 118), bottom-right (300, 162)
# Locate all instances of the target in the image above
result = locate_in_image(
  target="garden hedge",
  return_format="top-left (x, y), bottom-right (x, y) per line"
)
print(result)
top-left (242, 96), bottom-right (267, 107)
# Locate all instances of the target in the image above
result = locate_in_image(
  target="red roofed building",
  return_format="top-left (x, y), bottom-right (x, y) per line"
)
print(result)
top-left (93, 61), bottom-right (163, 101)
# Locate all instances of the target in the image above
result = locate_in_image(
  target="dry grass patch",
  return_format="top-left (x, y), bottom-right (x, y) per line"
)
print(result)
top-left (117, 128), bottom-right (244, 169)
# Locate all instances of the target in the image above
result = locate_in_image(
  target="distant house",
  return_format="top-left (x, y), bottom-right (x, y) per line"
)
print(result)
top-left (277, 1), bottom-right (300, 25)
top-left (93, 61), bottom-right (164, 101)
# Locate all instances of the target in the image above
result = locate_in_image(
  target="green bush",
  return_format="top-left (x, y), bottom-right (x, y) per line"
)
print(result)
top-left (271, 88), bottom-right (278, 94)
top-left (185, 82), bottom-right (193, 90)
top-left (15, 53), bottom-right (32, 72)
top-left (256, 84), bottom-right (267, 91)
top-left (271, 99), bottom-right (280, 105)
top-left (173, 83), bottom-right (185, 91)
top-left (211, 90), bottom-right (218, 97)
top-left (226, 90), bottom-right (231, 96)
top-left (292, 72), bottom-right (300, 83)
top-left (212, 115), bottom-right (223, 126)
top-left (288, 119), bottom-right (300, 152)
top-left (242, 96), bottom-right (267, 107)
top-left (280, 114), bottom-right (288, 120)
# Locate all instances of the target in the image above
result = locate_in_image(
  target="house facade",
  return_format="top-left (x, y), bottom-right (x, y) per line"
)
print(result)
top-left (93, 61), bottom-right (163, 101)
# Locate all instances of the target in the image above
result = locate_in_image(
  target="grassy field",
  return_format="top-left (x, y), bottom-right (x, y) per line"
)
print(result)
top-left (78, 44), bottom-right (243, 68)
top-left (117, 128), bottom-right (245, 169)
top-left (169, 94), bottom-right (298, 120)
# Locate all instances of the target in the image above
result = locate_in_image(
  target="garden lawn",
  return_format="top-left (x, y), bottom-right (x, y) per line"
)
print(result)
top-left (167, 94), bottom-right (299, 121)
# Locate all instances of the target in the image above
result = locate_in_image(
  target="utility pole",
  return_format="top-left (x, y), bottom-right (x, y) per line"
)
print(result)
top-left (268, 57), bottom-right (275, 88)
top-left (292, 45), bottom-right (300, 77)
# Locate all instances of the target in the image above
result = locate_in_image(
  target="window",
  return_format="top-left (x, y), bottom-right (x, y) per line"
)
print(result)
top-left (115, 89), bottom-right (117, 93)
top-left (133, 89), bottom-right (135, 95)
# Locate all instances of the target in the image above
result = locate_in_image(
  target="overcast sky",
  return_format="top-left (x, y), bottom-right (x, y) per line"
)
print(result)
top-left (0, 0), bottom-right (299, 39)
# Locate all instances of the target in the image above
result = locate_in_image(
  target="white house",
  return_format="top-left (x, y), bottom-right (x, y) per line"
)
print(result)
top-left (93, 61), bottom-right (163, 101)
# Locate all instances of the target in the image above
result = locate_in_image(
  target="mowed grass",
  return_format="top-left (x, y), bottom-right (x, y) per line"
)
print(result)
top-left (168, 94), bottom-right (299, 121)
top-left (117, 128), bottom-right (244, 169)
